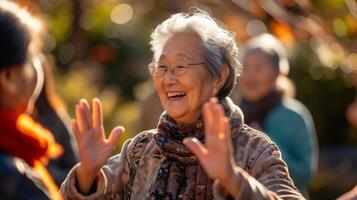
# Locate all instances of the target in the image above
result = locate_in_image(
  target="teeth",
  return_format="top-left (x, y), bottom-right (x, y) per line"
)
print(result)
top-left (167, 91), bottom-right (186, 98)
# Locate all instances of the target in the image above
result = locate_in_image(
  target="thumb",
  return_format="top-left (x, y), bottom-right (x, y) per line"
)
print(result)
top-left (108, 126), bottom-right (125, 146)
top-left (183, 137), bottom-right (207, 161)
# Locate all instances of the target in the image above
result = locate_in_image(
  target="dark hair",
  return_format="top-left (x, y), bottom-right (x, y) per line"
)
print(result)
top-left (0, 9), bottom-right (29, 69)
top-left (242, 33), bottom-right (290, 75)
top-left (246, 47), bottom-right (281, 74)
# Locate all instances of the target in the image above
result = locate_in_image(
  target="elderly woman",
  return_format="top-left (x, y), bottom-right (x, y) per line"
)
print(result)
top-left (61, 10), bottom-right (304, 199)
top-left (237, 34), bottom-right (318, 196)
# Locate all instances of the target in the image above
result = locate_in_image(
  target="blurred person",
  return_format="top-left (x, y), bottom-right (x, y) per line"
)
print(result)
top-left (61, 9), bottom-right (304, 199)
top-left (237, 33), bottom-right (318, 196)
top-left (32, 61), bottom-right (78, 185)
top-left (0, 1), bottom-right (75, 199)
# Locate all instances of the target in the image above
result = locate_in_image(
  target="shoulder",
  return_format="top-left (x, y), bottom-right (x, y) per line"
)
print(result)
top-left (0, 154), bottom-right (49, 199)
top-left (0, 153), bottom-right (17, 175)
top-left (268, 97), bottom-right (313, 125)
top-left (233, 125), bottom-right (278, 170)
top-left (236, 125), bottom-right (275, 146)
top-left (127, 129), bottom-right (157, 151)
top-left (277, 98), bottom-right (311, 117)
top-left (124, 129), bottom-right (158, 162)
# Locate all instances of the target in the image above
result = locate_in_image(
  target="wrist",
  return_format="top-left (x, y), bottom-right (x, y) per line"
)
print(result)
top-left (76, 163), bottom-right (99, 195)
top-left (219, 166), bottom-right (241, 199)
top-left (77, 163), bottom-right (98, 178)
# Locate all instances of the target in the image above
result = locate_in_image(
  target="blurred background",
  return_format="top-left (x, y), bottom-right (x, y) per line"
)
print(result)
top-left (10, 0), bottom-right (357, 199)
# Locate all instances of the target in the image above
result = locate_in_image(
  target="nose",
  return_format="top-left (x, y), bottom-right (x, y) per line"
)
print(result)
top-left (163, 70), bottom-right (178, 85)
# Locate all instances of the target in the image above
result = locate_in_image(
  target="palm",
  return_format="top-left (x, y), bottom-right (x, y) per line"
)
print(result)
top-left (72, 99), bottom-right (124, 173)
top-left (184, 98), bottom-right (235, 181)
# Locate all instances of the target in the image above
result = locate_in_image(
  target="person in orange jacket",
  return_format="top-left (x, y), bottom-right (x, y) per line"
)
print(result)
top-left (0, 1), bottom-right (64, 199)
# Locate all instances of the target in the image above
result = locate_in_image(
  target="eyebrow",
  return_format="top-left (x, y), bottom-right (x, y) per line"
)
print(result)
top-left (159, 52), bottom-right (194, 61)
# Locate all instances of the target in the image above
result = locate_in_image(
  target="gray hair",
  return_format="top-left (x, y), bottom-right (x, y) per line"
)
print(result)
top-left (242, 33), bottom-right (289, 75)
top-left (150, 8), bottom-right (241, 98)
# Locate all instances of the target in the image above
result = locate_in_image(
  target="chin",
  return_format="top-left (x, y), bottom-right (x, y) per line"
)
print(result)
top-left (165, 109), bottom-right (189, 123)
top-left (166, 109), bottom-right (184, 118)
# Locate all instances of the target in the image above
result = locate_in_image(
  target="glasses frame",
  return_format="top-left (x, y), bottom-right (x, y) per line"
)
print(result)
top-left (148, 61), bottom-right (205, 77)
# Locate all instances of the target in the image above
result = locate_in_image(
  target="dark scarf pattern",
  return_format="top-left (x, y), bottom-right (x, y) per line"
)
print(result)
top-left (146, 97), bottom-right (243, 200)
top-left (240, 91), bottom-right (282, 127)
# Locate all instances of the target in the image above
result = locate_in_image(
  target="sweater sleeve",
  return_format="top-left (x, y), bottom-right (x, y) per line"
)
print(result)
top-left (60, 139), bottom-right (132, 200)
top-left (214, 144), bottom-right (304, 200)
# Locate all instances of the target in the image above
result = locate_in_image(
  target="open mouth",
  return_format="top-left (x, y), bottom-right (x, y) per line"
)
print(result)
top-left (167, 91), bottom-right (187, 101)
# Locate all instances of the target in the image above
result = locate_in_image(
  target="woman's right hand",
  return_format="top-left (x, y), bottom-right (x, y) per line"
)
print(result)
top-left (71, 98), bottom-right (124, 194)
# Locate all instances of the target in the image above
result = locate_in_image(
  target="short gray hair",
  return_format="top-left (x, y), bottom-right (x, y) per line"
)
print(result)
top-left (242, 33), bottom-right (289, 75)
top-left (150, 8), bottom-right (241, 98)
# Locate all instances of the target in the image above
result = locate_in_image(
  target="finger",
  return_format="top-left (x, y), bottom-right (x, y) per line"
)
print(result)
top-left (205, 98), bottom-right (223, 142)
top-left (80, 99), bottom-right (92, 128)
top-left (183, 137), bottom-right (207, 161)
top-left (71, 119), bottom-right (81, 142)
top-left (203, 101), bottom-right (214, 135)
top-left (215, 103), bottom-right (225, 140)
top-left (204, 101), bottom-right (219, 148)
top-left (79, 103), bottom-right (90, 130)
top-left (92, 98), bottom-right (103, 129)
top-left (223, 117), bottom-right (233, 154)
top-left (108, 126), bottom-right (125, 147)
top-left (210, 98), bottom-right (221, 135)
top-left (76, 104), bottom-right (87, 133)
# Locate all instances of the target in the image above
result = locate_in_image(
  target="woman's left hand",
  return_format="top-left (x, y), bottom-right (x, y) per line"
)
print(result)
top-left (183, 97), bottom-right (239, 198)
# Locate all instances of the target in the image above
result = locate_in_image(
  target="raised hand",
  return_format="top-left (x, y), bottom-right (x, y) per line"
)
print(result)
top-left (72, 98), bottom-right (124, 194)
top-left (183, 97), bottom-right (239, 198)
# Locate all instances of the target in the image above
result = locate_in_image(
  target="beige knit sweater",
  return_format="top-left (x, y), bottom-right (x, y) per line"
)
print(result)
top-left (60, 120), bottom-right (305, 200)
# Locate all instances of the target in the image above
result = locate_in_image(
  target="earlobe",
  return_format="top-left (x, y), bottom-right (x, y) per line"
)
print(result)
top-left (216, 64), bottom-right (229, 90)
top-left (0, 68), bottom-right (17, 94)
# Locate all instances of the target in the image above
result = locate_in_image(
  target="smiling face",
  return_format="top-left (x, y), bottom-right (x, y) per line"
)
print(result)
top-left (238, 50), bottom-right (279, 102)
top-left (154, 32), bottom-right (220, 125)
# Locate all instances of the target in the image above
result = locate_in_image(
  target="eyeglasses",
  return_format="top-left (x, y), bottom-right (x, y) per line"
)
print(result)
top-left (148, 61), bottom-right (205, 77)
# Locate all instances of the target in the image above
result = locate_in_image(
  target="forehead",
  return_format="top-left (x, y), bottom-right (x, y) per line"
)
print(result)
top-left (159, 32), bottom-right (203, 61)
top-left (244, 50), bottom-right (273, 65)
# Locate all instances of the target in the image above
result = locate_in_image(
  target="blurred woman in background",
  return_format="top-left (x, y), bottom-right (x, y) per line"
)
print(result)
top-left (0, 1), bottom-right (76, 199)
top-left (237, 33), bottom-right (318, 196)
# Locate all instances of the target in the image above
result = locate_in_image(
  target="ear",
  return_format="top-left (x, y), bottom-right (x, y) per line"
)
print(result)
top-left (214, 64), bottom-right (229, 93)
top-left (0, 67), bottom-right (18, 95)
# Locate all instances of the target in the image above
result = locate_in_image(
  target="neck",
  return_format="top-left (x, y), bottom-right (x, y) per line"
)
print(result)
top-left (0, 104), bottom-right (25, 117)
top-left (173, 112), bottom-right (202, 127)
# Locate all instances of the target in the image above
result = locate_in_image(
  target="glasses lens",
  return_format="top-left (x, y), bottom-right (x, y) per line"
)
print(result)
top-left (173, 63), bottom-right (189, 76)
top-left (154, 63), bottom-right (167, 77)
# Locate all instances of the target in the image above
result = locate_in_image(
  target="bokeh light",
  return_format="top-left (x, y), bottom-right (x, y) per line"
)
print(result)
top-left (110, 3), bottom-right (133, 25)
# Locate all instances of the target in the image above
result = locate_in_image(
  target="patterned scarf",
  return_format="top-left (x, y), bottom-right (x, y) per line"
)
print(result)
top-left (0, 109), bottom-right (63, 200)
top-left (240, 91), bottom-right (282, 127)
top-left (146, 97), bottom-right (243, 200)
